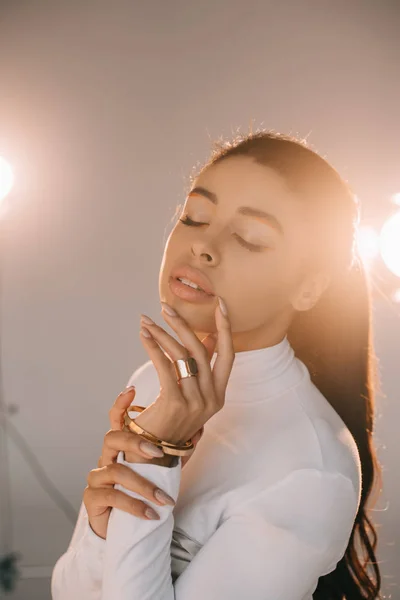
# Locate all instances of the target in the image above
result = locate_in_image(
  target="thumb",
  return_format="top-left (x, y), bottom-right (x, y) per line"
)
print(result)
top-left (109, 386), bottom-right (136, 430)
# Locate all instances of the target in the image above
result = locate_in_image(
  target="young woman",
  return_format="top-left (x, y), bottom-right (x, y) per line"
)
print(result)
top-left (51, 131), bottom-right (382, 599)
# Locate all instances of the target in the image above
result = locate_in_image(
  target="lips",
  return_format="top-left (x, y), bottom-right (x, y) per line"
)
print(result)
top-left (170, 264), bottom-right (215, 296)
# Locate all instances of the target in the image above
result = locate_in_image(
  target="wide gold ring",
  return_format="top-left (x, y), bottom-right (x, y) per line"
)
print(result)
top-left (173, 356), bottom-right (198, 382)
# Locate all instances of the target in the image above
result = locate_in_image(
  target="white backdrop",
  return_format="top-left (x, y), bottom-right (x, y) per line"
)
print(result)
top-left (0, 1), bottom-right (399, 598)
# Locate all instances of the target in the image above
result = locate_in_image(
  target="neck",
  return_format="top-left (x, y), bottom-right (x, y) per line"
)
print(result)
top-left (208, 334), bottom-right (306, 404)
top-left (196, 316), bottom-right (292, 354)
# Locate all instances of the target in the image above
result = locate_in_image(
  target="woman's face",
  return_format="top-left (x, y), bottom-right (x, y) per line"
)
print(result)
top-left (159, 155), bottom-right (326, 352)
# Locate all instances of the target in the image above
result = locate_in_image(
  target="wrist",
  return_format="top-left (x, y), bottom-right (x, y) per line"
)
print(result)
top-left (124, 451), bottom-right (178, 468)
top-left (150, 453), bottom-right (178, 467)
top-left (134, 405), bottom-right (188, 445)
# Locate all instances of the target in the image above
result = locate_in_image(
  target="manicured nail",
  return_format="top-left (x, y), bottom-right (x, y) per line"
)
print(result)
top-left (140, 440), bottom-right (164, 457)
top-left (154, 488), bottom-right (175, 506)
top-left (140, 327), bottom-right (152, 338)
top-left (161, 302), bottom-right (178, 316)
top-left (218, 296), bottom-right (228, 317)
top-left (145, 507), bottom-right (160, 520)
top-left (141, 314), bottom-right (154, 325)
top-left (119, 385), bottom-right (135, 396)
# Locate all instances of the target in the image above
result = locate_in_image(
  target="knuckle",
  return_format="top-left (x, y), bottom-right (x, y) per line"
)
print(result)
top-left (108, 462), bottom-right (125, 478)
top-left (82, 485), bottom-right (90, 503)
top-left (82, 491), bottom-right (91, 513)
top-left (104, 429), bottom-right (114, 445)
top-left (86, 470), bottom-right (95, 486)
top-left (86, 467), bottom-right (102, 486)
top-left (87, 465), bottom-right (106, 487)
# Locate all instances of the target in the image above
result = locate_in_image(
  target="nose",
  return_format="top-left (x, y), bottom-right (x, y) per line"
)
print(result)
top-left (191, 245), bottom-right (213, 263)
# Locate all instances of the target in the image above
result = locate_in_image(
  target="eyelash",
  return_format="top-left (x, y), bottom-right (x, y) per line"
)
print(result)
top-left (178, 216), bottom-right (265, 253)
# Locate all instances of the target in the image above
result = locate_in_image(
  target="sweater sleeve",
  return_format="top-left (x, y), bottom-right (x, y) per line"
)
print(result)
top-left (101, 450), bottom-right (182, 600)
top-left (51, 359), bottom-right (159, 599)
top-left (51, 500), bottom-right (106, 599)
top-left (101, 466), bottom-right (359, 600)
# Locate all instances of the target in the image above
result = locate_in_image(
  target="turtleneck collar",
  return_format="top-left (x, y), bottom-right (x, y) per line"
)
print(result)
top-left (210, 335), bottom-right (307, 404)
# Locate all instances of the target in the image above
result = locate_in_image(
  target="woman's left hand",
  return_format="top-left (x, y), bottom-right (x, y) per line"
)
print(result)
top-left (132, 298), bottom-right (235, 449)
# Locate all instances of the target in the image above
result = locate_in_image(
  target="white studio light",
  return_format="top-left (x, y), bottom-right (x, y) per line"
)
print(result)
top-left (0, 156), bottom-right (14, 202)
top-left (356, 225), bottom-right (380, 263)
top-left (380, 211), bottom-right (400, 277)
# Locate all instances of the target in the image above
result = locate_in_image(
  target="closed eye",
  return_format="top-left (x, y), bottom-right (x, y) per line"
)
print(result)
top-left (178, 216), bottom-right (266, 253)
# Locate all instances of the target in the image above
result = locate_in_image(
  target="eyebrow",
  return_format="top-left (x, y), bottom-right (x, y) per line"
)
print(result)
top-left (188, 186), bottom-right (284, 235)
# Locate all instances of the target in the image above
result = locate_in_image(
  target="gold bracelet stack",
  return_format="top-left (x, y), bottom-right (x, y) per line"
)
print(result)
top-left (124, 405), bottom-right (195, 457)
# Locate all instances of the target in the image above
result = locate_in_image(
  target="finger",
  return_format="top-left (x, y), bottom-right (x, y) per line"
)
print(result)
top-left (141, 321), bottom-right (206, 412)
top-left (139, 323), bottom-right (184, 391)
top-left (141, 314), bottom-right (191, 363)
top-left (100, 429), bottom-right (164, 466)
top-left (211, 298), bottom-right (235, 405)
top-left (87, 462), bottom-right (175, 507)
top-left (109, 386), bottom-right (137, 430)
top-left (157, 306), bottom-right (217, 398)
top-left (84, 485), bottom-right (160, 521)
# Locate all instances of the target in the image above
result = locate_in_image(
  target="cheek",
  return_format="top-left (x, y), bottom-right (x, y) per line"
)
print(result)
top-left (227, 260), bottom-right (295, 325)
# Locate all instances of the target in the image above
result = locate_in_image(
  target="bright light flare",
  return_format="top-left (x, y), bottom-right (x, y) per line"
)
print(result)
top-left (0, 156), bottom-right (14, 201)
top-left (356, 225), bottom-right (380, 263)
top-left (380, 212), bottom-right (400, 277)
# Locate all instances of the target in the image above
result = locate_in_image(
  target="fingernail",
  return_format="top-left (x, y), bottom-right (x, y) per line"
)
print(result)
top-left (119, 385), bottom-right (135, 396)
top-left (218, 296), bottom-right (228, 317)
top-left (140, 327), bottom-right (152, 338)
top-left (141, 314), bottom-right (154, 325)
top-left (154, 488), bottom-right (176, 506)
top-left (140, 440), bottom-right (164, 457)
top-left (145, 507), bottom-right (160, 520)
top-left (161, 302), bottom-right (178, 316)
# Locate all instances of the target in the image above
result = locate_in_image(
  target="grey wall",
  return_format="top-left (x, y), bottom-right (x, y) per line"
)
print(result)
top-left (0, 1), bottom-right (399, 598)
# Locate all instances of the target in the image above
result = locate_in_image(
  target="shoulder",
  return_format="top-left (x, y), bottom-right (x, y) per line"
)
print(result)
top-left (231, 466), bottom-right (359, 559)
top-left (291, 371), bottom-right (362, 506)
top-left (125, 359), bottom-right (159, 409)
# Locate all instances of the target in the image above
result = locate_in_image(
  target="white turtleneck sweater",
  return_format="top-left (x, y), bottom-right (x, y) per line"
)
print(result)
top-left (51, 336), bottom-right (362, 600)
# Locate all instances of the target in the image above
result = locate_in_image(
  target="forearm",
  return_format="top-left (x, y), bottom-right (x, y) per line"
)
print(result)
top-left (102, 451), bottom-right (181, 599)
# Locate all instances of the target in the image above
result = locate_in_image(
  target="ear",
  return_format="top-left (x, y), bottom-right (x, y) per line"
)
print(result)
top-left (291, 270), bottom-right (331, 312)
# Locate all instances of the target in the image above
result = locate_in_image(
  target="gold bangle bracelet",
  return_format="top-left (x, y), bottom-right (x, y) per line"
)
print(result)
top-left (124, 405), bottom-right (195, 457)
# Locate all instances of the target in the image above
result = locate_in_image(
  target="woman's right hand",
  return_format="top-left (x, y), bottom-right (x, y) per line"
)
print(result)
top-left (83, 387), bottom-right (176, 540)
